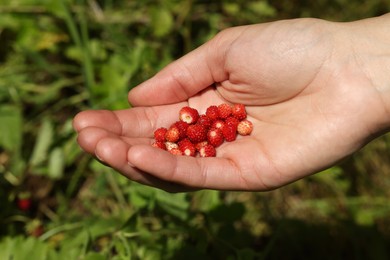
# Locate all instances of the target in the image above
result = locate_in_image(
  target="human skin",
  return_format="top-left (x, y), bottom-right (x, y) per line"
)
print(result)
top-left (73, 13), bottom-right (390, 192)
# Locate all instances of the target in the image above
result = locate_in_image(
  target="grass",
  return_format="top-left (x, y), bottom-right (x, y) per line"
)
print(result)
top-left (1, 0), bottom-right (390, 259)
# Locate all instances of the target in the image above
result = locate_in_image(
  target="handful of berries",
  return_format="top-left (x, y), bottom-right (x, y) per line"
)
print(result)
top-left (152, 103), bottom-right (253, 157)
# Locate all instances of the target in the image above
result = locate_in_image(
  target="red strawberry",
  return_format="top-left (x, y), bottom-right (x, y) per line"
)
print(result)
top-left (237, 119), bottom-right (253, 136)
top-left (26, 220), bottom-right (44, 237)
top-left (165, 141), bottom-right (179, 151)
top-left (225, 116), bottom-right (239, 130)
top-left (174, 121), bottom-right (189, 139)
top-left (232, 104), bottom-right (247, 120)
top-left (195, 141), bottom-right (209, 151)
top-left (178, 139), bottom-right (196, 156)
top-left (17, 198), bottom-right (32, 212)
top-left (169, 148), bottom-right (183, 155)
top-left (222, 124), bottom-right (237, 142)
top-left (30, 225), bottom-right (44, 237)
top-left (187, 124), bottom-right (207, 143)
top-left (198, 114), bottom-right (212, 129)
top-left (207, 128), bottom-right (224, 147)
top-left (211, 119), bottom-right (225, 130)
top-left (199, 144), bottom-right (216, 157)
top-left (179, 106), bottom-right (199, 124)
top-left (165, 125), bottom-right (180, 142)
top-left (152, 141), bottom-right (166, 150)
top-left (154, 127), bottom-right (167, 142)
top-left (218, 103), bottom-right (232, 119)
top-left (206, 105), bottom-right (219, 121)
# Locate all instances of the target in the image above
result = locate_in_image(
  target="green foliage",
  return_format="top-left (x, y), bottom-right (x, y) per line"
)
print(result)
top-left (1, 0), bottom-right (390, 259)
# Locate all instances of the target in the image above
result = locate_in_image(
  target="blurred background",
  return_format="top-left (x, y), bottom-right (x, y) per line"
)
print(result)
top-left (1, 0), bottom-right (390, 259)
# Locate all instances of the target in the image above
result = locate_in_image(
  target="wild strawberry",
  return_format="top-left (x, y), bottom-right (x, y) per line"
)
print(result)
top-left (206, 105), bottom-right (219, 121)
top-left (178, 139), bottom-right (196, 156)
top-left (187, 124), bottom-right (207, 143)
top-left (211, 120), bottom-right (225, 130)
top-left (174, 121), bottom-right (189, 139)
top-left (232, 104), bottom-right (247, 120)
top-left (165, 141), bottom-right (179, 151)
top-left (207, 128), bottom-right (224, 147)
top-left (222, 125), bottom-right (237, 142)
top-left (30, 225), bottom-right (44, 237)
top-left (179, 106), bottom-right (199, 124)
top-left (225, 116), bottom-right (239, 130)
top-left (17, 198), bottom-right (32, 212)
top-left (169, 148), bottom-right (183, 155)
top-left (218, 103), bottom-right (232, 119)
top-left (152, 141), bottom-right (166, 150)
top-left (195, 141), bottom-right (209, 151)
top-left (199, 144), bottom-right (216, 157)
top-left (198, 114), bottom-right (212, 129)
top-left (237, 119), bottom-right (253, 136)
top-left (26, 220), bottom-right (44, 237)
top-left (154, 127), bottom-right (167, 142)
top-left (165, 125), bottom-right (180, 142)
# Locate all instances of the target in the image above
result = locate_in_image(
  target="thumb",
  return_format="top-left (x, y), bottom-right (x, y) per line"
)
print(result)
top-left (128, 27), bottom-right (242, 107)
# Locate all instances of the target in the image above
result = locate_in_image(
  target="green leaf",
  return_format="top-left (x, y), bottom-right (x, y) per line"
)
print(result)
top-left (150, 7), bottom-right (174, 37)
top-left (30, 118), bottom-right (53, 167)
top-left (0, 105), bottom-right (22, 152)
top-left (127, 183), bottom-right (157, 210)
top-left (84, 252), bottom-right (106, 260)
top-left (0, 236), bottom-right (13, 260)
top-left (0, 236), bottom-right (56, 260)
top-left (248, 1), bottom-right (276, 17)
top-left (192, 190), bottom-right (221, 212)
top-left (155, 190), bottom-right (189, 220)
top-left (48, 147), bottom-right (65, 179)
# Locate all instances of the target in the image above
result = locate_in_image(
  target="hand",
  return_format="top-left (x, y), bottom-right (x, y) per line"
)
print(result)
top-left (73, 15), bottom-right (390, 192)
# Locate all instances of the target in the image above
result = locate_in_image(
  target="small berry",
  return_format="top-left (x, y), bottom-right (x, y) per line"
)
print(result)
top-left (152, 141), bottom-right (166, 150)
top-left (195, 141), bottom-right (209, 151)
top-left (154, 127), bottom-right (167, 142)
top-left (225, 116), bottom-right (239, 130)
top-left (206, 105), bottom-right (220, 121)
top-left (237, 119), bottom-right (253, 136)
top-left (187, 124), bottom-right (207, 143)
top-left (30, 225), bottom-right (44, 237)
top-left (165, 141), bottom-right (179, 151)
top-left (211, 120), bottom-right (225, 130)
top-left (198, 115), bottom-right (212, 129)
top-left (179, 106), bottom-right (199, 124)
top-left (199, 144), bottom-right (216, 157)
top-left (17, 198), bottom-right (32, 212)
top-left (169, 148), bottom-right (183, 155)
top-left (178, 139), bottom-right (196, 157)
top-left (222, 125), bottom-right (237, 142)
top-left (232, 104), bottom-right (247, 120)
top-left (218, 103), bottom-right (232, 119)
top-left (165, 126), bottom-right (180, 142)
top-left (174, 121), bottom-right (189, 139)
top-left (151, 103), bottom-right (253, 158)
top-left (207, 128), bottom-right (224, 147)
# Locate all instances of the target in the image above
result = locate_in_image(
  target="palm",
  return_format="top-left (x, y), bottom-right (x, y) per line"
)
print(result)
top-left (74, 18), bottom-right (385, 191)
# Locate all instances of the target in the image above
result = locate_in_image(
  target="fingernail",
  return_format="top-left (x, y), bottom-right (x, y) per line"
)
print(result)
top-left (127, 161), bottom-right (135, 167)
top-left (95, 152), bottom-right (105, 163)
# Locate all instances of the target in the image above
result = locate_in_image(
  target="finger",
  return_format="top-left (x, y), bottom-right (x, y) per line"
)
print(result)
top-left (73, 102), bottom-right (187, 138)
top-left (127, 144), bottom-right (252, 190)
top-left (73, 110), bottom-right (122, 134)
top-left (128, 27), bottom-right (244, 106)
top-left (76, 126), bottom-right (149, 154)
top-left (94, 136), bottom-right (193, 192)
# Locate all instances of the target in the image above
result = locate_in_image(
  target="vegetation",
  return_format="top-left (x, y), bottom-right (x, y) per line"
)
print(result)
top-left (1, 0), bottom-right (390, 259)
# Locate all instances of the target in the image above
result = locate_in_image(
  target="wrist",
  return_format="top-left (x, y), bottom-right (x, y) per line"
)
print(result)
top-left (346, 13), bottom-right (390, 133)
